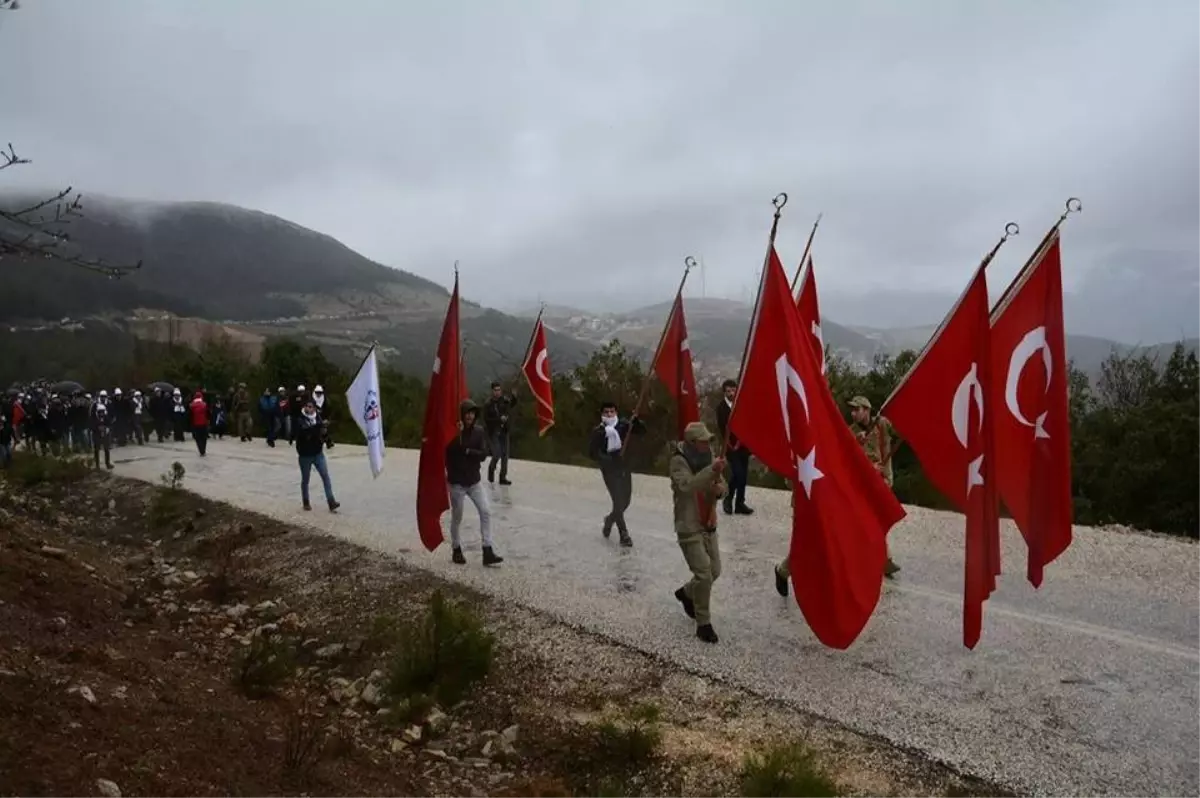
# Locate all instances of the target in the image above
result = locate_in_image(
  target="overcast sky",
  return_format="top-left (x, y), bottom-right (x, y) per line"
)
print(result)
top-left (2, 1), bottom-right (1197, 341)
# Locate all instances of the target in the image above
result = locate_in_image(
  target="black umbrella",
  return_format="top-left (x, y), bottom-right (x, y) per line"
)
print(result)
top-left (50, 380), bottom-right (85, 395)
top-left (148, 381), bottom-right (175, 394)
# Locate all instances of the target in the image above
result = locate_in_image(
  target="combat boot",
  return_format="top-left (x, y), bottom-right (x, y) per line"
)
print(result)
top-left (482, 546), bottom-right (504, 567)
top-left (696, 624), bottom-right (719, 644)
top-left (674, 587), bottom-right (695, 619)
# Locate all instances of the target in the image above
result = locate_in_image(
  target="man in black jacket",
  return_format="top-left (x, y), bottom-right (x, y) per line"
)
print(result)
top-left (483, 381), bottom-right (517, 485)
top-left (446, 399), bottom-right (504, 567)
top-left (715, 378), bottom-right (753, 516)
top-left (587, 400), bottom-right (646, 547)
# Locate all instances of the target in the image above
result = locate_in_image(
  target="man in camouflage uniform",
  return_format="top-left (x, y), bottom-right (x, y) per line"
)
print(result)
top-left (670, 421), bottom-right (728, 644)
top-left (773, 394), bottom-right (900, 597)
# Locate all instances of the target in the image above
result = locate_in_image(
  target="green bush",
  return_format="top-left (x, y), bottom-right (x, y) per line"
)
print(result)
top-left (596, 702), bottom-right (663, 765)
top-left (5, 452), bottom-right (90, 488)
top-left (740, 741), bottom-right (841, 797)
top-left (235, 635), bottom-right (296, 698)
top-left (385, 590), bottom-right (494, 707)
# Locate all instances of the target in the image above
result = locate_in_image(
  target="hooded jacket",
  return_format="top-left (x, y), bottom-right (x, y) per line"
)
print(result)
top-left (445, 401), bottom-right (489, 487)
top-left (293, 409), bottom-right (326, 457)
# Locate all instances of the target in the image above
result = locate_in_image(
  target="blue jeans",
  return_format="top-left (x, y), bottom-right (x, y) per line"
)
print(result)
top-left (299, 453), bottom-right (335, 506)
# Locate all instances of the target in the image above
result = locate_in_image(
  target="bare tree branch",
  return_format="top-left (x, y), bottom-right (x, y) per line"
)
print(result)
top-left (0, 141), bottom-right (142, 278)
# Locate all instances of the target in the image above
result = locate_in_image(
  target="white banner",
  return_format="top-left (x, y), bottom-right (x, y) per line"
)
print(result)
top-left (346, 346), bottom-right (385, 478)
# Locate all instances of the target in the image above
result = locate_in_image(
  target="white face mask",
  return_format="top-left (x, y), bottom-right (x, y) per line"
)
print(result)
top-left (303, 408), bottom-right (317, 420)
top-left (601, 415), bottom-right (617, 427)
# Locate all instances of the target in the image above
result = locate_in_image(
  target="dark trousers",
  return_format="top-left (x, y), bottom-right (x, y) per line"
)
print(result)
top-left (600, 461), bottom-right (632, 534)
top-left (173, 418), bottom-right (186, 442)
top-left (92, 428), bottom-right (111, 468)
top-left (192, 426), bottom-right (208, 456)
top-left (487, 430), bottom-right (509, 481)
top-left (726, 448), bottom-right (750, 508)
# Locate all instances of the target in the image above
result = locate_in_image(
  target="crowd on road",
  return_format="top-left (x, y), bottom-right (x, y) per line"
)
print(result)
top-left (2, 374), bottom-right (902, 647)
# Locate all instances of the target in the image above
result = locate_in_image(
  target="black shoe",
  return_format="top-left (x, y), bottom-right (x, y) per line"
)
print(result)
top-left (735, 504), bottom-right (755, 515)
top-left (722, 500), bottom-right (734, 516)
top-left (674, 588), bottom-right (695, 619)
top-left (696, 624), bottom-right (719, 644)
top-left (499, 478), bottom-right (512, 486)
top-left (775, 568), bottom-right (789, 597)
top-left (482, 547), bottom-right (503, 567)
top-left (618, 533), bottom-right (633, 547)
top-left (884, 558), bottom-right (900, 579)
top-left (602, 517), bottom-right (613, 539)
top-left (488, 472), bottom-right (495, 484)
top-left (303, 502), bottom-right (312, 511)
top-left (267, 440), bottom-right (275, 448)
top-left (106, 463), bottom-right (114, 470)
top-left (451, 547), bottom-right (466, 565)
top-left (328, 500), bottom-right (340, 513)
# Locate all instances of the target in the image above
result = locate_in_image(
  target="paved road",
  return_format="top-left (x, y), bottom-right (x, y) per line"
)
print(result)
top-left (112, 440), bottom-right (1199, 797)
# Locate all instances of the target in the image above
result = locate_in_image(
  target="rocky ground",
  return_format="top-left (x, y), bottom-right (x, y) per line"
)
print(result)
top-left (0, 457), bottom-right (1008, 797)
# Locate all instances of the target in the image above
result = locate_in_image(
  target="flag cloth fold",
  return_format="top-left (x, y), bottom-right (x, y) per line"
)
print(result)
top-left (345, 345), bottom-right (385, 479)
top-left (882, 264), bottom-right (1000, 648)
top-left (729, 245), bottom-right (905, 649)
top-left (651, 293), bottom-right (700, 441)
top-left (793, 255), bottom-right (827, 374)
top-left (416, 276), bottom-right (462, 552)
top-left (990, 232), bottom-right (1073, 588)
top-left (521, 314), bottom-right (555, 436)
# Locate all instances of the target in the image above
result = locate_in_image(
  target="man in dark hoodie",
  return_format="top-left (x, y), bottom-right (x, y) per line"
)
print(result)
top-left (587, 400), bottom-right (646, 547)
top-left (446, 399), bottom-right (503, 567)
top-left (483, 381), bottom-right (517, 485)
top-left (294, 395), bottom-right (340, 512)
top-left (715, 378), bottom-right (753, 516)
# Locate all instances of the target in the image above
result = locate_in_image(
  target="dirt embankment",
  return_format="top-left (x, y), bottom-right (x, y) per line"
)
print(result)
top-left (0, 461), bottom-right (1007, 797)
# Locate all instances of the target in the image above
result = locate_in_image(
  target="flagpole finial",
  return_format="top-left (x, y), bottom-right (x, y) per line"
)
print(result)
top-left (772, 192), bottom-right (788, 211)
top-left (684, 255), bottom-right (697, 272)
top-left (453, 259), bottom-right (459, 277)
top-left (1003, 222), bottom-right (1020, 240)
top-left (1065, 197), bottom-right (1082, 215)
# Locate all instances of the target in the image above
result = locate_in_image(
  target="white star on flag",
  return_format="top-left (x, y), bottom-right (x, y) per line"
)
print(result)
top-left (967, 454), bottom-right (984, 494)
top-left (796, 446), bottom-right (824, 498)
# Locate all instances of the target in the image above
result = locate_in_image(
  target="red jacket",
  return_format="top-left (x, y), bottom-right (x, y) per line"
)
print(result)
top-left (189, 396), bottom-right (209, 428)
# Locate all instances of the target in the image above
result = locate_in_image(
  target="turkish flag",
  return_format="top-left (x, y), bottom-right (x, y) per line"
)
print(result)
top-left (882, 264), bottom-right (1000, 647)
top-left (990, 232), bottom-right (1073, 588)
top-left (652, 293), bottom-right (701, 440)
top-left (730, 245), bottom-right (906, 649)
top-left (794, 255), bottom-right (827, 375)
top-left (416, 276), bottom-right (462, 552)
top-left (521, 315), bottom-right (556, 436)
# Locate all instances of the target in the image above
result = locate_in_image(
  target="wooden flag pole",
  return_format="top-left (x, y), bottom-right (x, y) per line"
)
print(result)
top-left (789, 212), bottom-right (823, 294)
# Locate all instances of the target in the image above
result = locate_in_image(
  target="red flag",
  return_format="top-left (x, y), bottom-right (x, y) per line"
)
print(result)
top-left (882, 264), bottom-right (1000, 648)
top-left (729, 246), bottom-right (905, 649)
top-left (990, 232), bottom-right (1073, 587)
top-left (793, 255), bottom-right (827, 375)
top-left (416, 276), bottom-right (462, 552)
top-left (521, 314), bottom-right (556, 436)
top-left (652, 293), bottom-right (701, 440)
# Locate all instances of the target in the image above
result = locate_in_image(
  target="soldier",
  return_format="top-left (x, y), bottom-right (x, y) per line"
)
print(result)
top-left (773, 394), bottom-right (900, 598)
top-left (670, 421), bottom-right (728, 644)
top-left (234, 382), bottom-right (253, 442)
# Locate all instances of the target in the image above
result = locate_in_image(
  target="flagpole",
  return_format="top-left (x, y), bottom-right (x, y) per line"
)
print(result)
top-left (881, 221), bottom-right (1020, 414)
top-left (789, 212), bottom-right (823, 294)
top-left (630, 255), bottom-right (695, 419)
top-left (725, 192), bottom-right (788, 453)
top-left (453, 261), bottom-right (462, 405)
top-left (990, 198), bottom-right (1082, 320)
top-left (520, 305), bottom-right (544, 375)
top-left (352, 340), bottom-right (379, 379)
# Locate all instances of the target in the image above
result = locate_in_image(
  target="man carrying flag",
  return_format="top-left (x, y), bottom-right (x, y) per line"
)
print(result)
top-left (417, 272), bottom-right (463, 553)
top-left (346, 344), bottom-right (385, 478)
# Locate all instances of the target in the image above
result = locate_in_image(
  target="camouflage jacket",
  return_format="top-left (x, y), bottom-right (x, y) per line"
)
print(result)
top-left (852, 415), bottom-right (894, 485)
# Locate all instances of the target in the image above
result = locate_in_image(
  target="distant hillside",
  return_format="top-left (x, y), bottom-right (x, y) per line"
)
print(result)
top-left (0, 194), bottom-right (595, 383)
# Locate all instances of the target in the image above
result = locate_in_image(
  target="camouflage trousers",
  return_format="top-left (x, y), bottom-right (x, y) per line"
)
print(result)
top-left (678, 529), bottom-right (721, 626)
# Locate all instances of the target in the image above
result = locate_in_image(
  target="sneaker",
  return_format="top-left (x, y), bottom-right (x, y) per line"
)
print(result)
top-left (328, 500), bottom-right (340, 513)
top-left (674, 587), bottom-right (695, 619)
top-left (451, 547), bottom-right (466, 565)
top-left (696, 624), bottom-right (719, 644)
top-left (775, 567), bottom-right (789, 597)
top-left (482, 546), bottom-right (504, 567)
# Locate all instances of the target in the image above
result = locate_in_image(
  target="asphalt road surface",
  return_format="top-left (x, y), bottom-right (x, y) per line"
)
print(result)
top-left (112, 440), bottom-right (1199, 797)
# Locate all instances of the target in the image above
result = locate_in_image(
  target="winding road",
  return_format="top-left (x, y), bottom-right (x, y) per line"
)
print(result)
top-left (112, 440), bottom-right (1199, 797)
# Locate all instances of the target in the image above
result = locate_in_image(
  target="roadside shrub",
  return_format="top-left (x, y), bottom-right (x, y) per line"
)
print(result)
top-left (740, 741), bottom-right (841, 797)
top-left (235, 635), bottom-right (296, 698)
top-left (385, 590), bottom-right (493, 707)
top-left (5, 451), bottom-right (89, 488)
top-left (281, 697), bottom-right (325, 785)
top-left (596, 702), bottom-right (662, 765)
top-left (160, 461), bottom-right (186, 490)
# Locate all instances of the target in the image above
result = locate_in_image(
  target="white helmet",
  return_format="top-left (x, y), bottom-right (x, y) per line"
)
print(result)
top-left (113, 388), bottom-right (122, 396)
top-left (98, 389), bottom-right (108, 398)
top-left (133, 390), bottom-right (142, 397)
top-left (313, 384), bottom-right (324, 394)
top-left (297, 384), bottom-right (306, 392)
top-left (172, 388), bottom-right (181, 397)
